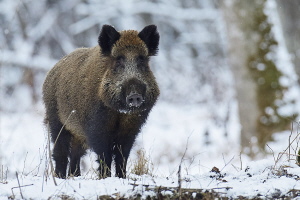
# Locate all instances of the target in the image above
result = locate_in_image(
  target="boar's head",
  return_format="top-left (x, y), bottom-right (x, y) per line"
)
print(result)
top-left (98, 25), bottom-right (160, 114)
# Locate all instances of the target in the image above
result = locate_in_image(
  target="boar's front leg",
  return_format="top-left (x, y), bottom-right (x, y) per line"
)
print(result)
top-left (114, 134), bottom-right (137, 178)
top-left (96, 148), bottom-right (113, 179)
top-left (85, 115), bottom-right (114, 178)
top-left (87, 134), bottom-right (113, 178)
top-left (87, 132), bottom-right (113, 178)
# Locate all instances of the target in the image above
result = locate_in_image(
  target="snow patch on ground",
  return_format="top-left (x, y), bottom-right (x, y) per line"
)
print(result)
top-left (0, 101), bottom-right (299, 199)
top-left (0, 159), bottom-right (299, 199)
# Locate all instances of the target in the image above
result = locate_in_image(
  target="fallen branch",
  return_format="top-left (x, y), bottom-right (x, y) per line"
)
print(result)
top-left (129, 183), bottom-right (232, 193)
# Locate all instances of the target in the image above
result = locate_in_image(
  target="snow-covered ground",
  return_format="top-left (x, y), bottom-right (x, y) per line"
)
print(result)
top-left (0, 100), bottom-right (299, 199)
top-left (1, 0), bottom-right (300, 199)
top-left (0, 158), bottom-right (299, 199)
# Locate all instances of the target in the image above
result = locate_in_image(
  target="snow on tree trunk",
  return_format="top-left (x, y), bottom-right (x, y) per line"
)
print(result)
top-left (275, 0), bottom-right (300, 83)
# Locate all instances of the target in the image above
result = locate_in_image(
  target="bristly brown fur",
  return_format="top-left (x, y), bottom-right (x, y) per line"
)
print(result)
top-left (43, 25), bottom-right (160, 179)
top-left (112, 30), bottom-right (148, 56)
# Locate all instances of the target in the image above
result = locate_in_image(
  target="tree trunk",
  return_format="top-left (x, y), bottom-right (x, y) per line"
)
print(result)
top-left (221, 0), bottom-right (290, 157)
top-left (221, 0), bottom-right (261, 158)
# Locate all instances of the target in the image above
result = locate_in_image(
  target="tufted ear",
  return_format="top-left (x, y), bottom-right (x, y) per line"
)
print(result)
top-left (138, 25), bottom-right (159, 56)
top-left (98, 25), bottom-right (120, 55)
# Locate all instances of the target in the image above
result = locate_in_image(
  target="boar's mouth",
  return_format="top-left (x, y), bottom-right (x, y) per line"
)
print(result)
top-left (104, 88), bottom-right (155, 114)
top-left (102, 78), bottom-right (151, 114)
top-left (117, 79), bottom-right (148, 114)
top-left (117, 94), bottom-right (147, 114)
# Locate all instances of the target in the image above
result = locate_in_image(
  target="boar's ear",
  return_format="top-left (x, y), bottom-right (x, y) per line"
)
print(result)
top-left (138, 25), bottom-right (159, 56)
top-left (98, 25), bottom-right (120, 55)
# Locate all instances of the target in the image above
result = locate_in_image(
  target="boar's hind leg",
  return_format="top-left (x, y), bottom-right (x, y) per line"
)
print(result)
top-left (49, 117), bottom-right (72, 179)
top-left (114, 135), bottom-right (136, 178)
top-left (69, 139), bottom-right (86, 177)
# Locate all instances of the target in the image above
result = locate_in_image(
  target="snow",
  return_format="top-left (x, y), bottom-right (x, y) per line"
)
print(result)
top-left (0, 153), bottom-right (299, 199)
top-left (1, 0), bottom-right (300, 199)
top-left (0, 101), bottom-right (299, 199)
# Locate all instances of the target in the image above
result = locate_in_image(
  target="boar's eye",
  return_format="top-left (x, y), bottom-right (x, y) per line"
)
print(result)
top-left (137, 55), bottom-right (145, 63)
top-left (137, 55), bottom-right (149, 70)
top-left (116, 55), bottom-right (125, 64)
top-left (114, 56), bottom-right (125, 70)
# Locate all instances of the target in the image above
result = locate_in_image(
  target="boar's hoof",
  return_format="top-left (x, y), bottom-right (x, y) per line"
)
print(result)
top-left (126, 93), bottom-right (143, 107)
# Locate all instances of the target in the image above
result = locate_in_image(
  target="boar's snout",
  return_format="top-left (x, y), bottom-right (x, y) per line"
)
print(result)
top-left (126, 92), bottom-right (143, 107)
top-left (122, 78), bottom-right (146, 109)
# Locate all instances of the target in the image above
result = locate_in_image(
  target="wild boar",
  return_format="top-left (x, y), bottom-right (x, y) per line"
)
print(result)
top-left (43, 25), bottom-right (160, 178)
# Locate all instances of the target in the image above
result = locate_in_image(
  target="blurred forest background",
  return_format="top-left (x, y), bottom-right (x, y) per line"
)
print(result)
top-left (0, 0), bottom-right (300, 161)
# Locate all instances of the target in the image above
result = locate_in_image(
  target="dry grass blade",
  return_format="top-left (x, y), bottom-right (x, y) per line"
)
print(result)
top-left (274, 121), bottom-right (300, 168)
top-left (131, 149), bottom-right (152, 176)
top-left (53, 110), bottom-right (76, 148)
top-left (47, 122), bottom-right (57, 186)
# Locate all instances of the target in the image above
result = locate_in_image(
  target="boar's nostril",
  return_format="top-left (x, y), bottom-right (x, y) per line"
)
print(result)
top-left (126, 93), bottom-right (143, 107)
